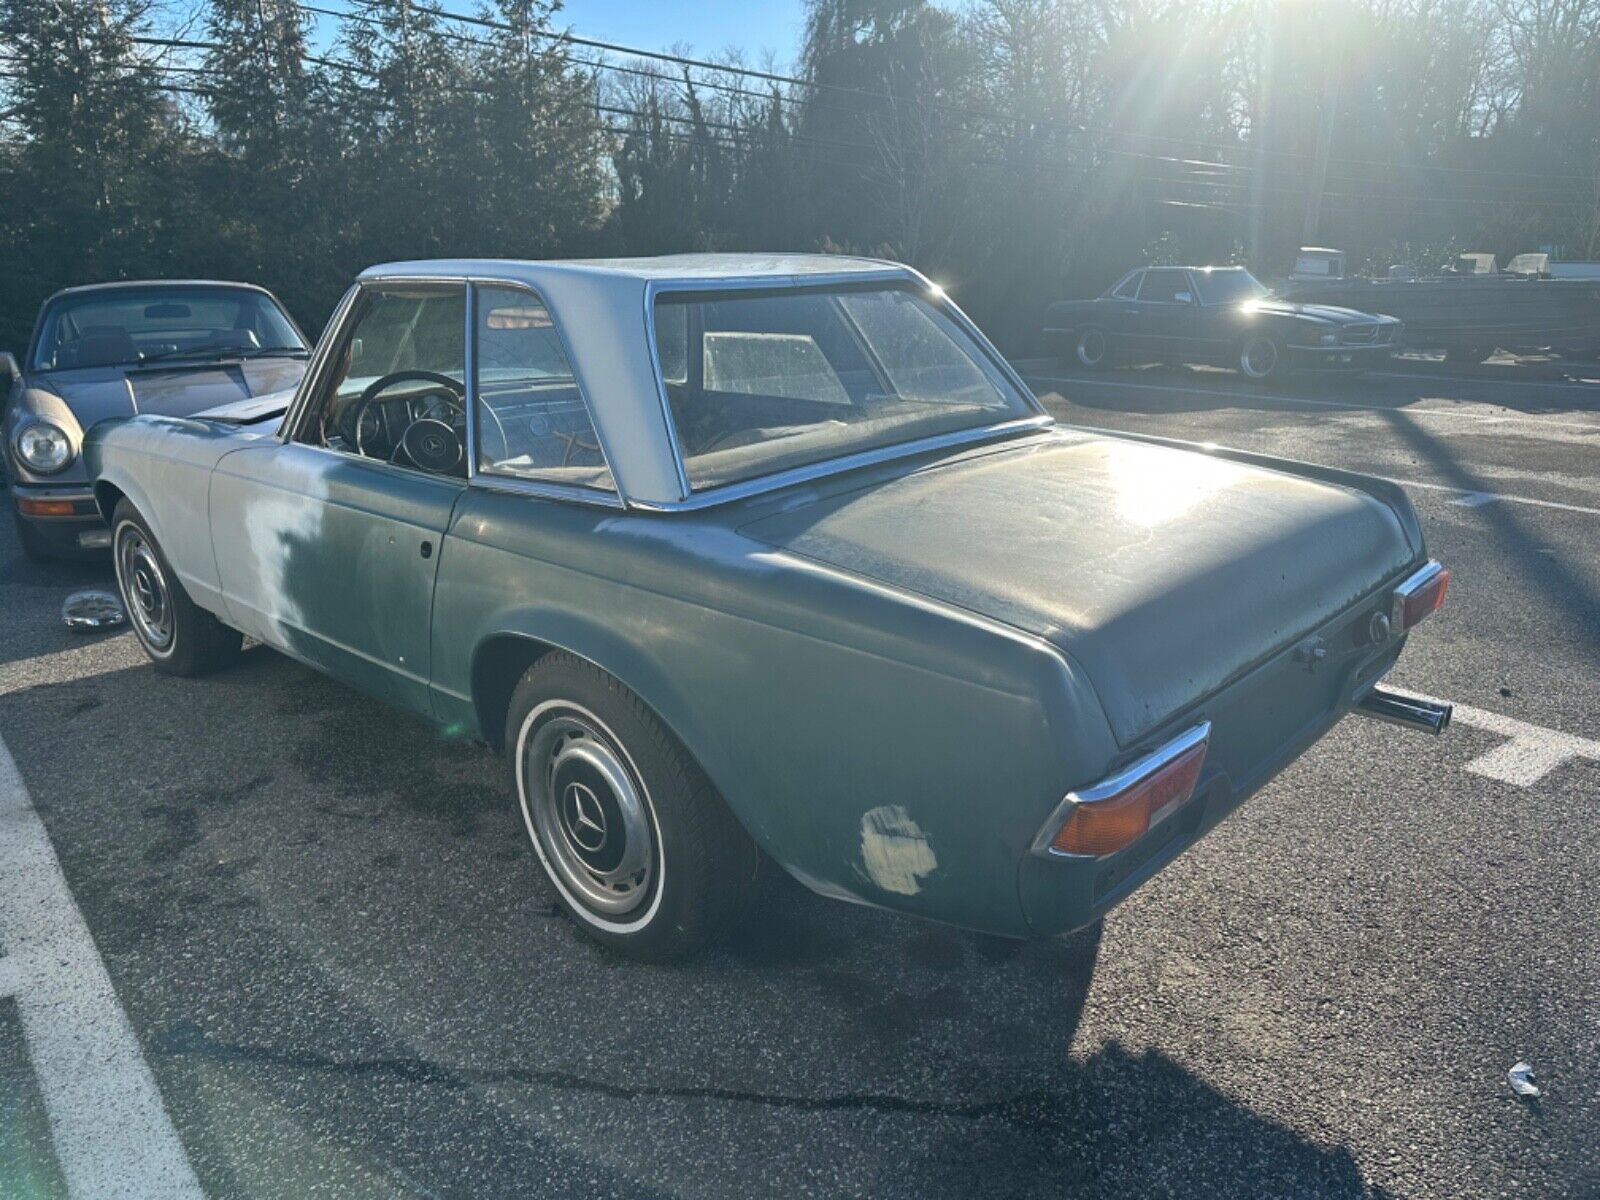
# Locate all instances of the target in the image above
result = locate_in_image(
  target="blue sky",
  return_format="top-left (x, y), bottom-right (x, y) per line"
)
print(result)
top-left (557, 0), bottom-right (810, 65)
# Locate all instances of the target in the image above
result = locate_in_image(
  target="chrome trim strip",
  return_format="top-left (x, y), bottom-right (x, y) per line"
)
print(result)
top-left (468, 473), bottom-right (627, 509)
top-left (279, 283), bottom-right (362, 443)
top-left (1029, 721), bottom-right (1213, 860)
top-left (463, 280), bottom-right (480, 482)
top-left (1392, 559), bottom-right (1445, 626)
top-left (626, 416), bottom-right (1055, 512)
top-left (639, 269), bottom-right (1051, 510)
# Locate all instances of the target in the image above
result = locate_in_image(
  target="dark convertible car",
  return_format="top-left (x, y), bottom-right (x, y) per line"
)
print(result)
top-left (1042, 266), bottom-right (1402, 380)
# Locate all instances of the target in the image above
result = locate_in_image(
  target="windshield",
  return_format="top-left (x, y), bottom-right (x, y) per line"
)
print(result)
top-left (30, 285), bottom-right (307, 372)
top-left (1191, 269), bottom-right (1271, 306)
top-left (654, 285), bottom-right (1035, 492)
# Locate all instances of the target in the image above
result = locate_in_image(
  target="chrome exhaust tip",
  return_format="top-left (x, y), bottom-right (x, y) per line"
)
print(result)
top-left (1354, 687), bottom-right (1452, 736)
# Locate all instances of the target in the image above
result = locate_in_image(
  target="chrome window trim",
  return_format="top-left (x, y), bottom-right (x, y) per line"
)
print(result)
top-left (640, 268), bottom-right (1050, 509)
top-left (1029, 720), bottom-right (1213, 860)
top-left (1110, 269), bottom-right (1143, 299)
top-left (279, 283), bottom-right (363, 443)
top-left (466, 278), bottom-right (623, 503)
top-left (1391, 559), bottom-right (1446, 626)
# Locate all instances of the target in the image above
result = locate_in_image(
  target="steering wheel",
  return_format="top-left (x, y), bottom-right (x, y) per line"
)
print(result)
top-left (346, 371), bottom-right (467, 474)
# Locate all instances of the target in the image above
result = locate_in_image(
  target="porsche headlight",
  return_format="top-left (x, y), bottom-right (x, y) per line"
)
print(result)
top-left (16, 422), bottom-right (73, 473)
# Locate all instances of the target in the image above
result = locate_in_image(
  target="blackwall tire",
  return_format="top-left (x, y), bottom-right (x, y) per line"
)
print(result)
top-left (506, 652), bottom-right (760, 961)
top-left (111, 500), bottom-right (242, 676)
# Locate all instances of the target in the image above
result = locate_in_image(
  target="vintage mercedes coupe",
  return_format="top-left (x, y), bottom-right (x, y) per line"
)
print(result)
top-left (1041, 265), bottom-right (1402, 379)
top-left (85, 254), bottom-right (1451, 962)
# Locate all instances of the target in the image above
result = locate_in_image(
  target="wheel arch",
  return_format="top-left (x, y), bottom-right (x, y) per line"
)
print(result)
top-left (468, 619), bottom-right (720, 787)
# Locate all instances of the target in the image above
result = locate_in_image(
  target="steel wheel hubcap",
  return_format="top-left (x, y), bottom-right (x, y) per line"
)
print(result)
top-left (117, 527), bottom-right (173, 652)
top-left (1243, 340), bottom-right (1276, 377)
top-left (523, 711), bottom-right (655, 917)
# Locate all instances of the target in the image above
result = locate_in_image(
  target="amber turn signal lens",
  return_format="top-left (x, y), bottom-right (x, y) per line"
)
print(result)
top-left (1400, 567), bottom-right (1449, 629)
top-left (1050, 742), bottom-right (1208, 857)
top-left (17, 498), bottom-right (76, 517)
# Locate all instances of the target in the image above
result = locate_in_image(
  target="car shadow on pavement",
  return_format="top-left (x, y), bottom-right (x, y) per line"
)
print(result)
top-left (0, 649), bottom-right (1393, 1199)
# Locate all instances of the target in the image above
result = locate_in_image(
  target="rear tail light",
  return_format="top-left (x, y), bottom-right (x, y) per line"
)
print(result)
top-left (1394, 561), bottom-right (1449, 630)
top-left (1034, 723), bottom-right (1211, 859)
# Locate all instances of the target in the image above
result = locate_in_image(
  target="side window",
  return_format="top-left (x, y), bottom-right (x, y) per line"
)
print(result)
top-left (473, 285), bottom-right (614, 493)
top-left (1137, 270), bottom-right (1192, 304)
top-left (1112, 272), bottom-right (1142, 299)
top-left (299, 286), bottom-right (468, 477)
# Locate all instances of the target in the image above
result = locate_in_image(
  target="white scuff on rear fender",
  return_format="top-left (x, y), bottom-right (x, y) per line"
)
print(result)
top-left (858, 806), bottom-right (937, 896)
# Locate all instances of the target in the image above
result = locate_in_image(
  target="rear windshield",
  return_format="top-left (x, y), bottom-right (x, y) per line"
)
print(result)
top-left (653, 285), bottom-right (1033, 491)
top-left (31, 286), bottom-right (307, 371)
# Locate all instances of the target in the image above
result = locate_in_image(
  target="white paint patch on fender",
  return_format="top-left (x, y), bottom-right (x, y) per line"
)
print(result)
top-left (859, 806), bottom-right (938, 896)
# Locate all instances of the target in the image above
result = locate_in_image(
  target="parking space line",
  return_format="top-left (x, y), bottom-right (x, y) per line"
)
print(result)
top-left (0, 734), bottom-right (204, 1199)
top-left (1395, 692), bottom-right (1600, 786)
top-left (1393, 479), bottom-right (1600, 517)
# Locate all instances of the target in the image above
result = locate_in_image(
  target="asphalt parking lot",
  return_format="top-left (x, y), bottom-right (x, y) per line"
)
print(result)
top-left (2, 353), bottom-right (1598, 1198)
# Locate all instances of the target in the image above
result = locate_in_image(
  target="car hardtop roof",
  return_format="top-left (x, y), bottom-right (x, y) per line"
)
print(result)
top-left (361, 253), bottom-right (919, 290)
top-left (44, 279), bottom-right (279, 303)
top-left (1137, 264), bottom-right (1250, 273)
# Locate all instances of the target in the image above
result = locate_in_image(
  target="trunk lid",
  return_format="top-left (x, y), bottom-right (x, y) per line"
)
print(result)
top-left (740, 433), bottom-right (1414, 745)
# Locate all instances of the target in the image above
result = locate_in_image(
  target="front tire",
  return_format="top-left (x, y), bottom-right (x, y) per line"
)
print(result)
top-left (112, 501), bottom-right (242, 676)
top-left (507, 652), bottom-right (759, 961)
top-left (1239, 336), bottom-right (1281, 381)
top-left (1074, 327), bottom-right (1111, 370)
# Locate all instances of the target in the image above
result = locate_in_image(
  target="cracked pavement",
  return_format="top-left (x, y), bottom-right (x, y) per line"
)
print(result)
top-left (1, 354), bottom-right (1598, 1197)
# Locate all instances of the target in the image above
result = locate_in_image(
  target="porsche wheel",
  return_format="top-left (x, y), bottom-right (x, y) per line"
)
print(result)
top-left (507, 652), bottom-right (759, 960)
top-left (1239, 336), bottom-right (1281, 381)
top-left (1075, 327), bottom-right (1111, 370)
top-left (112, 501), bottom-right (242, 676)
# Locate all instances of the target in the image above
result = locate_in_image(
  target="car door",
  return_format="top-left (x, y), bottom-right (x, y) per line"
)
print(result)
top-left (1099, 270), bottom-right (1144, 352)
top-left (1131, 268), bottom-right (1202, 360)
top-left (209, 282), bottom-right (469, 717)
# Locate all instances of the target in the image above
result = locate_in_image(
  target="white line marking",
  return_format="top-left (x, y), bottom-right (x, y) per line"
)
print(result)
top-left (1024, 372), bottom-right (1600, 431)
top-left (1392, 478), bottom-right (1600, 517)
top-left (0, 734), bottom-right (205, 1198)
top-left (1395, 692), bottom-right (1600, 786)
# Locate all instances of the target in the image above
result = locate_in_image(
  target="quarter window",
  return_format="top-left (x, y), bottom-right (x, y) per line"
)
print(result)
top-left (1112, 272), bottom-right (1142, 299)
top-left (1137, 270), bottom-right (1193, 304)
top-left (473, 285), bottom-right (614, 492)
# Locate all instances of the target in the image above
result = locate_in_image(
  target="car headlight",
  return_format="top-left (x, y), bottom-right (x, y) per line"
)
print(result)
top-left (15, 421), bottom-right (74, 473)
top-left (1319, 333), bottom-right (1339, 346)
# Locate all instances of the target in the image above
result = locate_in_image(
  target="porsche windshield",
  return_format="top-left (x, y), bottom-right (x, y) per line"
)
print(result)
top-left (654, 285), bottom-right (1035, 491)
top-left (1191, 269), bottom-right (1271, 307)
top-left (31, 285), bottom-right (307, 371)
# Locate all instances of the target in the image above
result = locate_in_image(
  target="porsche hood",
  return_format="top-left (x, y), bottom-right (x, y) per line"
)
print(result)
top-left (741, 432), bottom-right (1417, 746)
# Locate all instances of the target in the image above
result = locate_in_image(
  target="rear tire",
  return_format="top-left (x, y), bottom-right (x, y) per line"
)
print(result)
top-left (112, 500), bottom-right (242, 676)
top-left (506, 652), bottom-right (760, 961)
top-left (1239, 336), bottom-right (1281, 381)
top-left (1074, 327), bottom-right (1111, 370)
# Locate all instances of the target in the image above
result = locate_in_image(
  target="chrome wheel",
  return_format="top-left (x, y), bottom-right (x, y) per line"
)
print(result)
top-left (1076, 328), bottom-right (1108, 368)
top-left (518, 703), bottom-right (659, 922)
top-left (1240, 337), bottom-right (1278, 380)
top-left (115, 523), bottom-right (174, 655)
